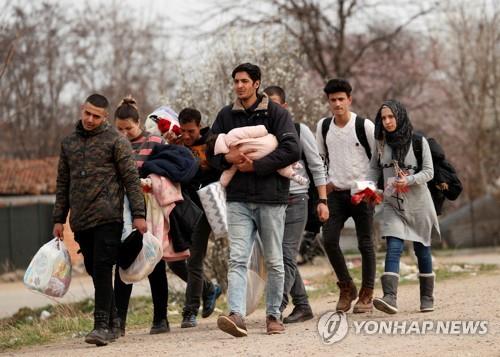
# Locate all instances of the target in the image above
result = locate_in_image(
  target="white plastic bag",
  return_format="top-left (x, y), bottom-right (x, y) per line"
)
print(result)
top-left (197, 182), bottom-right (228, 238)
top-left (144, 105), bottom-right (180, 137)
top-left (246, 234), bottom-right (267, 316)
top-left (384, 177), bottom-right (398, 197)
top-left (119, 231), bottom-right (162, 284)
top-left (350, 180), bottom-right (377, 195)
top-left (121, 195), bottom-right (134, 242)
top-left (24, 238), bottom-right (72, 297)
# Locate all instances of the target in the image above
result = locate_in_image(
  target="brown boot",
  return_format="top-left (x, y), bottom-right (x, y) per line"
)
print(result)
top-left (336, 280), bottom-right (358, 312)
top-left (266, 315), bottom-right (285, 335)
top-left (353, 287), bottom-right (373, 313)
top-left (217, 313), bottom-right (247, 337)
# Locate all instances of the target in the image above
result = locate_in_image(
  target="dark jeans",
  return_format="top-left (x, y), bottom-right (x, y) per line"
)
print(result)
top-left (114, 259), bottom-right (189, 323)
top-left (183, 213), bottom-right (214, 315)
top-left (384, 236), bottom-right (433, 274)
top-left (74, 222), bottom-right (122, 321)
top-left (281, 194), bottom-right (310, 311)
top-left (322, 191), bottom-right (376, 289)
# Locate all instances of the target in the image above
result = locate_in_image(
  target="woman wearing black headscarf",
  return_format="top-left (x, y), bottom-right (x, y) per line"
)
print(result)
top-left (366, 99), bottom-right (440, 315)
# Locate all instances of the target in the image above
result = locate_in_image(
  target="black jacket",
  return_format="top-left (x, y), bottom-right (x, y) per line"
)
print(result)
top-left (53, 121), bottom-right (145, 232)
top-left (208, 94), bottom-right (300, 204)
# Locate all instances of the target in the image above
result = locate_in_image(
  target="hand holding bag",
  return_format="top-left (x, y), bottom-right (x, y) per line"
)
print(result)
top-left (118, 231), bottom-right (162, 284)
top-left (24, 238), bottom-right (72, 297)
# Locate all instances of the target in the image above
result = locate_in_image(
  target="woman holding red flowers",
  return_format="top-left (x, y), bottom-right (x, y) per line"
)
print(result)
top-left (366, 99), bottom-right (440, 315)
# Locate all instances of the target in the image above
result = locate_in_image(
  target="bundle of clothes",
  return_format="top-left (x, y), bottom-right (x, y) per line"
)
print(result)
top-left (119, 139), bottom-right (204, 282)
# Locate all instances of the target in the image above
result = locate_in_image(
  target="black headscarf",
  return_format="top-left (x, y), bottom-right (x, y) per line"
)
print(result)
top-left (374, 99), bottom-right (413, 167)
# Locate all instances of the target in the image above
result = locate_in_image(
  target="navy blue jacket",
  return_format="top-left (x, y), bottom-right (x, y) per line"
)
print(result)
top-left (141, 144), bottom-right (199, 184)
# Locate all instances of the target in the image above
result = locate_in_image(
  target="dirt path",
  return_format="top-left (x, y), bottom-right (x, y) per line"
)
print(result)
top-left (6, 269), bottom-right (500, 357)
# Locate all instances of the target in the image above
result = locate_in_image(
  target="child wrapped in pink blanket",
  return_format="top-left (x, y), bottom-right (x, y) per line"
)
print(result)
top-left (214, 125), bottom-right (308, 187)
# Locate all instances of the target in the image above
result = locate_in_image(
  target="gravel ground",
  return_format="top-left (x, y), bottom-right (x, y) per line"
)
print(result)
top-left (6, 268), bottom-right (500, 357)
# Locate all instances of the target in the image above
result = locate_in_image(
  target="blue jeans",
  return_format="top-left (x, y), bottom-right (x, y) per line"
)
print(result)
top-left (227, 201), bottom-right (287, 319)
top-left (384, 236), bottom-right (433, 274)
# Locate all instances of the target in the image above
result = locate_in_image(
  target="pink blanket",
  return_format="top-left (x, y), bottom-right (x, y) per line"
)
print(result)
top-left (214, 125), bottom-right (308, 187)
top-left (143, 174), bottom-right (189, 262)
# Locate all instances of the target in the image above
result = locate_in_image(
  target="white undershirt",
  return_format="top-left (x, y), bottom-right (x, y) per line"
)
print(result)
top-left (316, 112), bottom-right (375, 190)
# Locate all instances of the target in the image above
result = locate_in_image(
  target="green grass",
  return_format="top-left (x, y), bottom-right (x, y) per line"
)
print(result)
top-left (0, 300), bottom-right (94, 351)
top-left (0, 290), bottom-right (186, 352)
top-left (478, 264), bottom-right (498, 272)
top-left (434, 263), bottom-right (497, 280)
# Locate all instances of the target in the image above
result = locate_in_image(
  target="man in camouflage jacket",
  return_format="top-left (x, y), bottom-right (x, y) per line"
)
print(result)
top-left (52, 93), bottom-right (146, 346)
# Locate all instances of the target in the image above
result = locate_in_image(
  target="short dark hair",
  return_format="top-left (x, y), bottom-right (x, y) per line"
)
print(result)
top-left (86, 93), bottom-right (109, 109)
top-left (263, 86), bottom-right (286, 104)
top-left (114, 96), bottom-right (140, 123)
top-left (323, 78), bottom-right (352, 97)
top-left (178, 108), bottom-right (201, 125)
top-left (231, 63), bottom-right (261, 83)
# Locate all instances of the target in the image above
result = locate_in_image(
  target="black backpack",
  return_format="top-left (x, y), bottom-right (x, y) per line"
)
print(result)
top-left (295, 123), bottom-right (322, 234)
top-left (412, 133), bottom-right (463, 215)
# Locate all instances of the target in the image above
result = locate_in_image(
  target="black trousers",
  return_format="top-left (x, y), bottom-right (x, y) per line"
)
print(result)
top-left (183, 214), bottom-right (214, 315)
top-left (114, 258), bottom-right (189, 323)
top-left (74, 222), bottom-right (123, 322)
top-left (322, 191), bottom-right (376, 289)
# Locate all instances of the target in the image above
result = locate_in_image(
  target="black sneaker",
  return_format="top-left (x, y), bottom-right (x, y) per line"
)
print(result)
top-left (181, 312), bottom-right (197, 328)
top-left (109, 317), bottom-right (123, 340)
top-left (283, 305), bottom-right (314, 324)
top-left (150, 319), bottom-right (170, 334)
top-left (85, 328), bottom-right (110, 346)
top-left (202, 284), bottom-right (222, 318)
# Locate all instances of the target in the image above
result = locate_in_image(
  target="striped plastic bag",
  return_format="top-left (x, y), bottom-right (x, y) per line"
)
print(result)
top-left (197, 182), bottom-right (228, 238)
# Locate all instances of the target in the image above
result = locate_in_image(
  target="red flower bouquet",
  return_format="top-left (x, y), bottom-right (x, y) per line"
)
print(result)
top-left (350, 181), bottom-right (383, 206)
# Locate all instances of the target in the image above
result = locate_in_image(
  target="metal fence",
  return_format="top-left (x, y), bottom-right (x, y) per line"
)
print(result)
top-left (0, 199), bottom-right (54, 272)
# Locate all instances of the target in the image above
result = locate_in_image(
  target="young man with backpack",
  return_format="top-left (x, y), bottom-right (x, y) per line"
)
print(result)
top-left (315, 78), bottom-right (376, 313)
top-left (264, 86), bottom-right (329, 323)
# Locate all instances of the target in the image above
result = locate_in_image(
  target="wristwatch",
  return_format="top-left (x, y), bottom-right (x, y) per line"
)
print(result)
top-left (317, 198), bottom-right (328, 205)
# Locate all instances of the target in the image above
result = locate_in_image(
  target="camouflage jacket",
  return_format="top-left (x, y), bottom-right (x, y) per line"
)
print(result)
top-left (53, 121), bottom-right (145, 232)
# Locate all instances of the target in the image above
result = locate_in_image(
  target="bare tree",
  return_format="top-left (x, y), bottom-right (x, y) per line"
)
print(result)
top-left (437, 0), bottom-right (500, 197)
top-left (191, 0), bottom-right (439, 128)
top-left (0, 2), bottom-right (75, 158)
top-left (163, 31), bottom-right (326, 129)
top-left (68, 3), bottom-right (173, 116)
top-left (204, 0), bottom-right (435, 78)
top-left (0, 1), bottom-right (175, 159)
